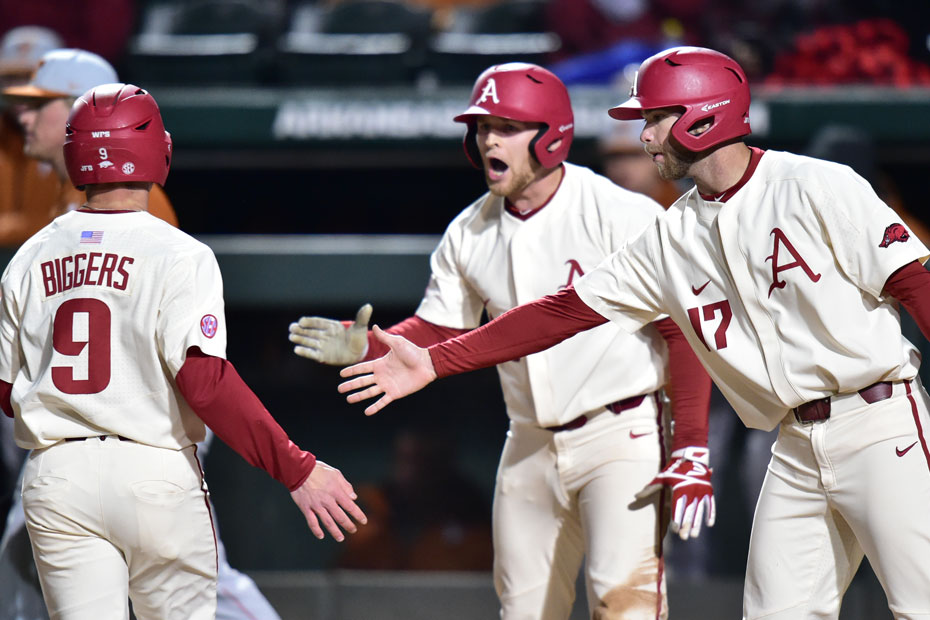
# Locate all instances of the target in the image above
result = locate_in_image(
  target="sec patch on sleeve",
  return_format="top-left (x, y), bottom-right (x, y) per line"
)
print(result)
top-left (200, 314), bottom-right (218, 338)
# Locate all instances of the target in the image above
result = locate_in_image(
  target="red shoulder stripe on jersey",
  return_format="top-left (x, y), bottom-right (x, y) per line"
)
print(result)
top-left (176, 348), bottom-right (315, 491)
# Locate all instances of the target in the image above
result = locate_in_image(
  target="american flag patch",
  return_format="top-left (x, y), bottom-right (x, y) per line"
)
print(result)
top-left (80, 231), bottom-right (103, 244)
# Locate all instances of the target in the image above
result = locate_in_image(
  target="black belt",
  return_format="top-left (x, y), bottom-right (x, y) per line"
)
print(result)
top-left (546, 394), bottom-right (648, 433)
top-left (793, 381), bottom-right (894, 424)
top-left (64, 435), bottom-right (132, 442)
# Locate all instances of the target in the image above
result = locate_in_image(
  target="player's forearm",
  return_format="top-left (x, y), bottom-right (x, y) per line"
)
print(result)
top-left (653, 317), bottom-right (712, 450)
top-left (429, 287), bottom-right (607, 377)
top-left (884, 260), bottom-right (930, 342)
top-left (365, 316), bottom-right (469, 361)
top-left (176, 348), bottom-right (316, 491)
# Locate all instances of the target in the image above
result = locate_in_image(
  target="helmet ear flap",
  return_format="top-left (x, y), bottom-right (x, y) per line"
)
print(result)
top-left (528, 124), bottom-right (547, 166)
top-left (463, 122), bottom-right (481, 169)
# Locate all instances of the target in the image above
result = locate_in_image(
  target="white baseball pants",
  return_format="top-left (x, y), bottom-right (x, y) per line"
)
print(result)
top-left (744, 379), bottom-right (930, 620)
top-left (493, 396), bottom-right (668, 620)
top-left (22, 436), bottom-right (217, 620)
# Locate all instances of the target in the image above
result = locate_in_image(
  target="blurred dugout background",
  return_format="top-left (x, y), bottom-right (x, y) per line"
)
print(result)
top-left (2, 0), bottom-right (930, 618)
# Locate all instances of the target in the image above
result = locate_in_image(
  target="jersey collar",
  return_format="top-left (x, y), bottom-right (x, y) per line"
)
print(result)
top-left (504, 164), bottom-right (566, 221)
top-left (698, 146), bottom-right (765, 203)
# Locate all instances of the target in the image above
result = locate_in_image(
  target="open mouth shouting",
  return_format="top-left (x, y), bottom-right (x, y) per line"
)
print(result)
top-left (486, 156), bottom-right (509, 181)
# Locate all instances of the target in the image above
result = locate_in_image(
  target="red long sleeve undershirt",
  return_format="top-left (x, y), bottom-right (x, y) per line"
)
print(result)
top-left (387, 293), bottom-right (712, 448)
top-left (175, 348), bottom-right (315, 491)
top-left (884, 260), bottom-right (930, 336)
top-left (427, 261), bottom-right (930, 375)
top-left (652, 316), bottom-right (712, 450)
top-left (364, 315), bottom-right (469, 360)
top-left (425, 261), bottom-right (930, 447)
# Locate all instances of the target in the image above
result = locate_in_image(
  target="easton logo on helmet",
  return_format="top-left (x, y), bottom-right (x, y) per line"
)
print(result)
top-left (701, 99), bottom-right (730, 112)
top-left (879, 223), bottom-right (910, 248)
top-left (477, 78), bottom-right (500, 105)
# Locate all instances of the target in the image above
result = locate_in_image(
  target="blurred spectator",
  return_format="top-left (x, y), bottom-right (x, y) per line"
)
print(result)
top-left (0, 1), bottom-right (135, 67)
top-left (336, 427), bottom-right (493, 571)
top-left (2, 48), bottom-right (178, 227)
top-left (0, 26), bottom-right (63, 248)
top-left (598, 118), bottom-right (685, 208)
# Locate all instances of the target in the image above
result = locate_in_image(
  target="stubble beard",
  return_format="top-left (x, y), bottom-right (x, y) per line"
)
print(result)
top-left (656, 142), bottom-right (698, 182)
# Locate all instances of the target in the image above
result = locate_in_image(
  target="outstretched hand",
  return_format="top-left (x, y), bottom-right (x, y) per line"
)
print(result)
top-left (289, 303), bottom-right (373, 366)
top-left (290, 460), bottom-right (368, 542)
top-left (338, 325), bottom-right (437, 415)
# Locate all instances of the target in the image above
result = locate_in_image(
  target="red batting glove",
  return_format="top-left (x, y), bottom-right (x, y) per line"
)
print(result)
top-left (635, 446), bottom-right (715, 540)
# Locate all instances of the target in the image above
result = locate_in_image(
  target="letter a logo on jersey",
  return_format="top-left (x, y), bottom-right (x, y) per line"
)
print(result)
top-left (560, 259), bottom-right (585, 289)
top-left (477, 78), bottom-right (500, 105)
top-left (766, 228), bottom-right (821, 297)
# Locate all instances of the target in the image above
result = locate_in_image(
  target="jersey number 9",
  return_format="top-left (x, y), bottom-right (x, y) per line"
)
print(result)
top-left (52, 298), bottom-right (111, 394)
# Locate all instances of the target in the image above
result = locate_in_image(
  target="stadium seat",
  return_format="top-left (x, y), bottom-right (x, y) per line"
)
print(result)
top-left (427, 0), bottom-right (561, 84)
top-left (124, 0), bottom-right (284, 86)
top-left (275, 0), bottom-right (433, 87)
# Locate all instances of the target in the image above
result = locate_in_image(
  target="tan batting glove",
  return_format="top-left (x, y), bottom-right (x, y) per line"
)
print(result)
top-left (288, 303), bottom-right (373, 366)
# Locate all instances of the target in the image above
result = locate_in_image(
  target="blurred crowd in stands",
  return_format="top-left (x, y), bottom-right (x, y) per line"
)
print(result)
top-left (0, 0), bottom-right (926, 90)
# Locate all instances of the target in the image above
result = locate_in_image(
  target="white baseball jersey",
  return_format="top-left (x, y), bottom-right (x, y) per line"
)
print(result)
top-left (0, 209), bottom-right (227, 450)
top-left (416, 162), bottom-right (667, 427)
top-left (575, 150), bottom-right (930, 430)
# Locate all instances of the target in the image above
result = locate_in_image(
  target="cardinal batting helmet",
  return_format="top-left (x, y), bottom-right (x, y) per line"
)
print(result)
top-left (454, 63), bottom-right (573, 169)
top-left (64, 83), bottom-right (172, 189)
top-left (609, 46), bottom-right (751, 152)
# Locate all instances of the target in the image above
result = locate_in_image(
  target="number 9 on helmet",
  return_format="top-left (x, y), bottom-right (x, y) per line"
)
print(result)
top-left (63, 83), bottom-right (172, 189)
top-left (454, 63), bottom-right (573, 170)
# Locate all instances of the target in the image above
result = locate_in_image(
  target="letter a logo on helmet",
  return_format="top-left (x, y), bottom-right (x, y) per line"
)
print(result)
top-left (454, 63), bottom-right (573, 169)
top-left (609, 46), bottom-right (751, 152)
top-left (477, 78), bottom-right (500, 105)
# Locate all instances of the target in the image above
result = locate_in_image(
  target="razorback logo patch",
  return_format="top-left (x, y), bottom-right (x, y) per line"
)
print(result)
top-left (879, 223), bottom-right (910, 248)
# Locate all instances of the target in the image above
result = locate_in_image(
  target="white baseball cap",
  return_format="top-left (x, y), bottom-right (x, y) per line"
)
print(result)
top-left (3, 48), bottom-right (117, 100)
top-left (0, 26), bottom-right (64, 77)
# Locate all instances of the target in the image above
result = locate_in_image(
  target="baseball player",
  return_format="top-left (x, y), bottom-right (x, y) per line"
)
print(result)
top-left (289, 63), bottom-right (712, 620)
top-left (0, 39), bottom-right (287, 619)
top-left (0, 83), bottom-right (366, 619)
top-left (338, 47), bottom-right (930, 620)
top-left (2, 48), bottom-right (178, 226)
